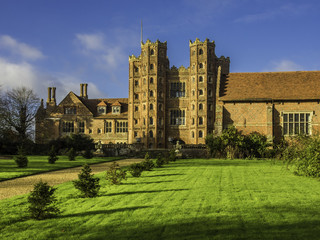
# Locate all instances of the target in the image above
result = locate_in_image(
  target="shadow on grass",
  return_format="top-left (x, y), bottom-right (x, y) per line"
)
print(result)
top-left (83, 216), bottom-right (320, 240)
top-left (59, 206), bottom-right (152, 218)
top-left (143, 173), bottom-right (185, 178)
top-left (103, 189), bottom-right (189, 197)
top-left (122, 180), bottom-right (174, 185)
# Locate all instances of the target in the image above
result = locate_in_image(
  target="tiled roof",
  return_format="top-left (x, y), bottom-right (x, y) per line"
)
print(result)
top-left (80, 98), bottom-right (128, 117)
top-left (220, 71), bottom-right (320, 101)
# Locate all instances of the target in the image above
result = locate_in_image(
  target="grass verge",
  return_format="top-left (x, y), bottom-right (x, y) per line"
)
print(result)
top-left (0, 156), bottom-right (123, 181)
top-left (0, 159), bottom-right (319, 240)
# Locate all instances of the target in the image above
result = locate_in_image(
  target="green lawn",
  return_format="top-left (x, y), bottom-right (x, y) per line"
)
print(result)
top-left (0, 159), bottom-right (319, 240)
top-left (0, 156), bottom-right (122, 181)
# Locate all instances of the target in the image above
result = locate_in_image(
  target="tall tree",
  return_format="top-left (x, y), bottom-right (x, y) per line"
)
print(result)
top-left (1, 87), bottom-right (39, 143)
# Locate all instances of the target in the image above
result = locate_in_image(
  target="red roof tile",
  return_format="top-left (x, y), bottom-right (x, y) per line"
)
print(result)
top-left (220, 71), bottom-right (320, 101)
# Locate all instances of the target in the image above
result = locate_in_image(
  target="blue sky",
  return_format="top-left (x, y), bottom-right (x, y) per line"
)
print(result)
top-left (0, 0), bottom-right (319, 102)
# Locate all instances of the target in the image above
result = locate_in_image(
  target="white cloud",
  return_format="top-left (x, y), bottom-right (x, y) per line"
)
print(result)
top-left (264, 59), bottom-right (304, 72)
top-left (0, 57), bottom-right (104, 103)
top-left (76, 33), bottom-right (105, 51)
top-left (0, 35), bottom-right (44, 60)
top-left (75, 32), bottom-right (130, 81)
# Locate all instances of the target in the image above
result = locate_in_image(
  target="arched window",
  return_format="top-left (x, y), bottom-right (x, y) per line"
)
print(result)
top-left (199, 130), bottom-right (203, 138)
top-left (192, 131), bottom-right (195, 138)
top-left (199, 103), bottom-right (203, 110)
top-left (150, 117), bottom-right (153, 125)
top-left (150, 103), bottom-right (153, 110)
top-left (149, 130), bottom-right (153, 138)
top-left (192, 90), bottom-right (195, 96)
top-left (199, 76), bottom-right (203, 82)
top-left (192, 104), bottom-right (195, 110)
top-left (199, 117), bottom-right (203, 125)
top-left (199, 89), bottom-right (203, 96)
top-left (150, 90), bottom-right (154, 97)
top-left (150, 49), bottom-right (154, 55)
top-left (135, 94), bottom-right (139, 100)
top-left (199, 63), bottom-right (203, 69)
top-left (134, 119), bottom-right (138, 125)
top-left (134, 80), bottom-right (139, 86)
top-left (150, 77), bottom-right (154, 84)
top-left (199, 49), bottom-right (203, 55)
top-left (192, 118), bottom-right (195, 125)
top-left (150, 64), bottom-right (154, 70)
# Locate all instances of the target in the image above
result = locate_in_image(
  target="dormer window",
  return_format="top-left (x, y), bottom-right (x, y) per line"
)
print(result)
top-left (98, 106), bottom-right (106, 115)
top-left (112, 106), bottom-right (121, 114)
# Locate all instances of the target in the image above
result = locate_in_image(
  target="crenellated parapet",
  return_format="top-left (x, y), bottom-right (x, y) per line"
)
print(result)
top-left (129, 54), bottom-right (141, 62)
top-left (189, 38), bottom-right (215, 47)
top-left (141, 39), bottom-right (167, 48)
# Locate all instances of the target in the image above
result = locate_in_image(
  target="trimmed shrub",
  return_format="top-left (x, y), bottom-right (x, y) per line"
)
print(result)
top-left (28, 180), bottom-right (60, 220)
top-left (82, 147), bottom-right (93, 159)
top-left (128, 163), bottom-right (144, 177)
top-left (68, 148), bottom-right (76, 161)
top-left (244, 132), bottom-right (269, 158)
top-left (48, 146), bottom-right (58, 164)
top-left (106, 162), bottom-right (127, 185)
top-left (14, 146), bottom-right (28, 168)
top-left (205, 134), bottom-right (225, 158)
top-left (73, 164), bottom-right (100, 197)
top-left (282, 135), bottom-right (320, 178)
top-left (141, 152), bottom-right (155, 171)
top-left (169, 149), bottom-right (177, 162)
top-left (155, 154), bottom-right (165, 168)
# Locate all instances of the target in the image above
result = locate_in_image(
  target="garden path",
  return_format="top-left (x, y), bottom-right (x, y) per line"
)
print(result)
top-left (0, 158), bottom-right (143, 200)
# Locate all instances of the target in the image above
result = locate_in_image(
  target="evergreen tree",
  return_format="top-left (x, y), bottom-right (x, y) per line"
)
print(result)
top-left (68, 147), bottom-right (76, 161)
top-left (48, 146), bottom-right (58, 164)
top-left (14, 146), bottom-right (28, 167)
top-left (73, 164), bottom-right (100, 197)
top-left (28, 180), bottom-right (60, 220)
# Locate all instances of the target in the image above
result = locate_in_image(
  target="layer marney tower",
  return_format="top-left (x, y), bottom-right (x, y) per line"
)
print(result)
top-left (189, 38), bottom-right (216, 143)
top-left (128, 39), bottom-right (169, 147)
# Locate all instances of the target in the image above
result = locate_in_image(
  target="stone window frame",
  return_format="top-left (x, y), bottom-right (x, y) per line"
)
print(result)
top-left (150, 117), bottom-right (154, 125)
top-left (199, 76), bottom-right (203, 82)
top-left (150, 77), bottom-right (154, 84)
top-left (199, 117), bottom-right (203, 125)
top-left (170, 82), bottom-right (186, 98)
top-left (170, 109), bottom-right (186, 126)
top-left (62, 121), bottom-right (74, 133)
top-left (149, 130), bottom-right (154, 138)
top-left (199, 89), bottom-right (204, 96)
top-left (150, 49), bottom-right (154, 55)
top-left (134, 80), bottom-right (139, 87)
top-left (116, 121), bottom-right (128, 133)
top-left (282, 112), bottom-right (312, 136)
top-left (199, 130), bottom-right (203, 138)
top-left (199, 49), bottom-right (203, 55)
top-left (105, 121), bottom-right (112, 133)
top-left (78, 121), bottom-right (85, 133)
top-left (64, 106), bottom-right (76, 115)
top-left (199, 103), bottom-right (203, 110)
top-left (150, 103), bottom-right (153, 110)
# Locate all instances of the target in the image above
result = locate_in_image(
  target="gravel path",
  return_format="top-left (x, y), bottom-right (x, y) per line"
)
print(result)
top-left (0, 158), bottom-right (143, 200)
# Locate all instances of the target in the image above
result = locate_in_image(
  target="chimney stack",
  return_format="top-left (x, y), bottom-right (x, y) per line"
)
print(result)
top-left (51, 87), bottom-right (56, 104)
top-left (83, 83), bottom-right (88, 99)
top-left (80, 84), bottom-right (84, 97)
top-left (47, 87), bottom-right (52, 103)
